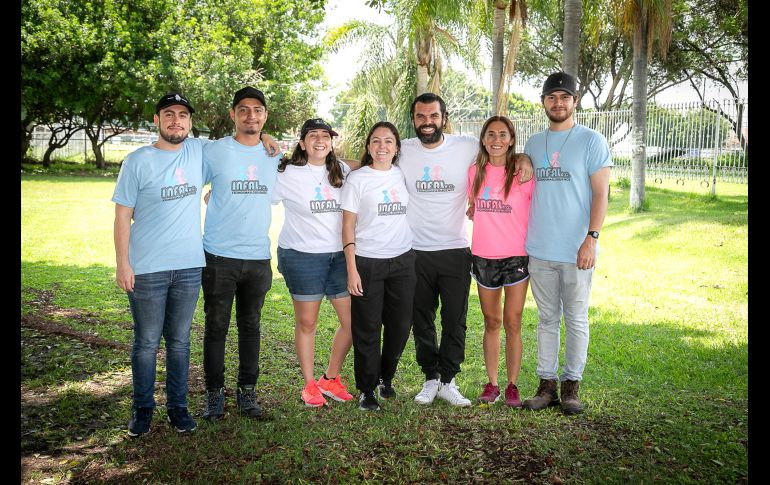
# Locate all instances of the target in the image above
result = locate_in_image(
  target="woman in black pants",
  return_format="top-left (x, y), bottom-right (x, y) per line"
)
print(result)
top-left (340, 121), bottom-right (416, 410)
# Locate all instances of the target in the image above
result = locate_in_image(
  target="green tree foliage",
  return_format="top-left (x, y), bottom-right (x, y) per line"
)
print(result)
top-left (159, 0), bottom-right (326, 139)
top-left (21, 0), bottom-right (327, 165)
top-left (516, 0), bottom-right (746, 112)
top-left (22, 0), bottom-right (176, 167)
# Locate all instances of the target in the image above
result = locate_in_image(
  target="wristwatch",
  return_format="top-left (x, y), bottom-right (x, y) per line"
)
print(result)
top-left (588, 230), bottom-right (599, 239)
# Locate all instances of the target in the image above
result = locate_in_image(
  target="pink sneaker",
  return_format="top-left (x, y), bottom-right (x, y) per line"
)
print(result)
top-left (317, 375), bottom-right (353, 402)
top-left (301, 381), bottom-right (327, 407)
top-left (478, 383), bottom-right (501, 403)
top-left (505, 383), bottom-right (522, 407)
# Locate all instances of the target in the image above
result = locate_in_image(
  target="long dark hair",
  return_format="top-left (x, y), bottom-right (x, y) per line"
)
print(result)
top-left (471, 116), bottom-right (518, 200)
top-left (277, 135), bottom-right (344, 188)
top-left (360, 121), bottom-right (401, 167)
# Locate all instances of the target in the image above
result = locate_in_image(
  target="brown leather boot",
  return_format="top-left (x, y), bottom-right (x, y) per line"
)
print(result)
top-left (560, 380), bottom-right (584, 415)
top-left (522, 379), bottom-right (559, 410)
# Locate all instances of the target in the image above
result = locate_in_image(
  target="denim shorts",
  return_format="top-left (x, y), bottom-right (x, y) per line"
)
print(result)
top-left (471, 255), bottom-right (529, 290)
top-left (277, 246), bottom-right (349, 301)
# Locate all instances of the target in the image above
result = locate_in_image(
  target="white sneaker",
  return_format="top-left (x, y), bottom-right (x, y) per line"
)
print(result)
top-left (414, 378), bottom-right (440, 405)
top-left (436, 378), bottom-right (472, 407)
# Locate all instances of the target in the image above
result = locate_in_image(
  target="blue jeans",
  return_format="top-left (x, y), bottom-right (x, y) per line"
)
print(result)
top-left (277, 247), bottom-right (348, 301)
top-left (528, 256), bottom-right (593, 382)
top-left (127, 268), bottom-right (202, 409)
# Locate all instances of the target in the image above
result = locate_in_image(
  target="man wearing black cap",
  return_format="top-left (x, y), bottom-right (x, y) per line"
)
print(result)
top-left (199, 86), bottom-right (282, 420)
top-left (113, 92), bottom-right (205, 436)
top-left (521, 72), bottom-right (613, 415)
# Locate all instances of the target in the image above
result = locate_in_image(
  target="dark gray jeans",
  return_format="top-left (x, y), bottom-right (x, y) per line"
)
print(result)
top-left (202, 251), bottom-right (272, 389)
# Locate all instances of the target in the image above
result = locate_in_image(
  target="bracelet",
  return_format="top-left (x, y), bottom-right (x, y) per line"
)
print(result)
top-left (343, 242), bottom-right (355, 250)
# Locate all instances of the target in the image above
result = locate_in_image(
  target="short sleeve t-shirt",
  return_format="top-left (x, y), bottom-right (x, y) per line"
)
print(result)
top-left (524, 124), bottom-right (613, 264)
top-left (272, 160), bottom-right (351, 253)
top-left (202, 136), bottom-right (282, 260)
top-left (398, 134), bottom-right (479, 250)
top-left (467, 163), bottom-right (534, 259)
top-left (340, 165), bottom-right (412, 258)
top-left (111, 138), bottom-right (206, 275)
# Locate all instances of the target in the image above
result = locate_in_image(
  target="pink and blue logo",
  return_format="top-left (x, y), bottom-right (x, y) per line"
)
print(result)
top-left (415, 165), bottom-right (455, 192)
top-left (161, 167), bottom-right (196, 201)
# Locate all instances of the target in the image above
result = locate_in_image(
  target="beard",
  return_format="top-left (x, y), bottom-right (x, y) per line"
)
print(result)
top-left (545, 106), bottom-right (575, 123)
top-left (239, 127), bottom-right (259, 135)
top-left (415, 123), bottom-right (443, 144)
top-left (159, 128), bottom-right (187, 145)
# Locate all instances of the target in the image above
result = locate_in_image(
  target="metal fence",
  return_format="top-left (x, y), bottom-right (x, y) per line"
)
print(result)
top-left (455, 98), bottom-right (748, 185)
top-left (27, 128), bottom-right (158, 163)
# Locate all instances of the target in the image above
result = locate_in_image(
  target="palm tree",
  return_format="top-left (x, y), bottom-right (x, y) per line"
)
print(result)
top-left (616, 0), bottom-right (672, 210)
top-left (325, 17), bottom-right (416, 154)
top-left (562, 0), bottom-right (582, 76)
top-left (489, 0), bottom-right (528, 116)
top-left (364, 0), bottom-right (483, 96)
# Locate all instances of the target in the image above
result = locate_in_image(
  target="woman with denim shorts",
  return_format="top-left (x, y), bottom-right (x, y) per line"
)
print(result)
top-left (273, 118), bottom-right (356, 407)
top-left (466, 116), bottom-right (534, 407)
top-left (340, 121), bottom-right (417, 411)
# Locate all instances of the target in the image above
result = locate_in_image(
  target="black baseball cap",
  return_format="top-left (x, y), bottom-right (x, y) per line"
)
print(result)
top-left (232, 86), bottom-right (267, 108)
top-left (541, 72), bottom-right (578, 97)
top-left (155, 92), bottom-right (195, 114)
top-left (300, 118), bottom-right (339, 138)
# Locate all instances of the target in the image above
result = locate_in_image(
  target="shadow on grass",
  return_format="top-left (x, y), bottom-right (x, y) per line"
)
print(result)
top-left (20, 260), bottom-right (747, 483)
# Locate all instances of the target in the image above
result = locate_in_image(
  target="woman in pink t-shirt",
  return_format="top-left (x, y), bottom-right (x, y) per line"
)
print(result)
top-left (467, 116), bottom-right (534, 407)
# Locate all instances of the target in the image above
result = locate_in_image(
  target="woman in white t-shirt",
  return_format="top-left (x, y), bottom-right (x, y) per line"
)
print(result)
top-left (340, 121), bottom-right (416, 411)
top-left (273, 118), bottom-right (356, 408)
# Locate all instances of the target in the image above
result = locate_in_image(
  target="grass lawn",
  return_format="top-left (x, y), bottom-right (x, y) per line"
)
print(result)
top-left (21, 173), bottom-right (748, 483)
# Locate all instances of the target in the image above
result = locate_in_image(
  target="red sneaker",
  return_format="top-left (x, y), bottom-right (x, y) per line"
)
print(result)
top-left (505, 383), bottom-right (522, 407)
top-left (317, 375), bottom-right (353, 402)
top-left (301, 381), bottom-right (327, 408)
top-left (477, 383), bottom-right (501, 403)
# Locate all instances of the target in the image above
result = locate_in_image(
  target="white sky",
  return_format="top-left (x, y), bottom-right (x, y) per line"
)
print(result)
top-left (318, 0), bottom-right (747, 118)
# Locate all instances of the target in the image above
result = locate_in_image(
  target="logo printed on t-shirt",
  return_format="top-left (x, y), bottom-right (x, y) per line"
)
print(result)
top-left (415, 165), bottom-right (455, 192)
top-left (475, 185), bottom-right (511, 213)
top-left (378, 188), bottom-right (407, 215)
top-left (536, 153), bottom-right (571, 181)
top-left (231, 163), bottom-right (268, 194)
top-left (161, 167), bottom-right (197, 201)
top-left (309, 186), bottom-right (341, 213)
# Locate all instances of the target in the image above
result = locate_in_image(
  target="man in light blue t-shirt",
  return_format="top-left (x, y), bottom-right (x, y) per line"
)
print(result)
top-left (521, 72), bottom-right (612, 415)
top-left (199, 87), bottom-right (282, 420)
top-left (113, 92), bottom-right (205, 437)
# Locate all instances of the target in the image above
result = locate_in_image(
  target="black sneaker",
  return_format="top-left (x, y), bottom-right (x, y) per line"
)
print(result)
top-left (202, 388), bottom-right (225, 421)
top-left (378, 379), bottom-right (396, 399)
top-left (167, 406), bottom-right (197, 433)
top-left (127, 407), bottom-right (153, 437)
top-left (359, 391), bottom-right (380, 411)
top-left (237, 386), bottom-right (263, 418)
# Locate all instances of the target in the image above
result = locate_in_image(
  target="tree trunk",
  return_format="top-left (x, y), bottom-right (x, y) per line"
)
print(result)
top-left (562, 0), bottom-right (582, 77)
top-left (90, 135), bottom-right (105, 169)
top-left (630, 23), bottom-right (648, 210)
top-left (85, 126), bottom-right (106, 169)
top-left (415, 28), bottom-right (432, 95)
top-left (22, 123), bottom-right (33, 162)
top-left (42, 145), bottom-right (56, 168)
top-left (416, 64), bottom-right (430, 95)
top-left (491, 1), bottom-right (507, 112)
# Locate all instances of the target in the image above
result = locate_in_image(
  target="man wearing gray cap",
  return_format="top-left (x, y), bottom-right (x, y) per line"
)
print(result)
top-left (199, 86), bottom-right (283, 420)
top-left (521, 72), bottom-right (612, 415)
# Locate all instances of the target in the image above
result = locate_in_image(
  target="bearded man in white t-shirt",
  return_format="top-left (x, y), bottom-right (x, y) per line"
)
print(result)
top-left (399, 93), bottom-right (533, 407)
